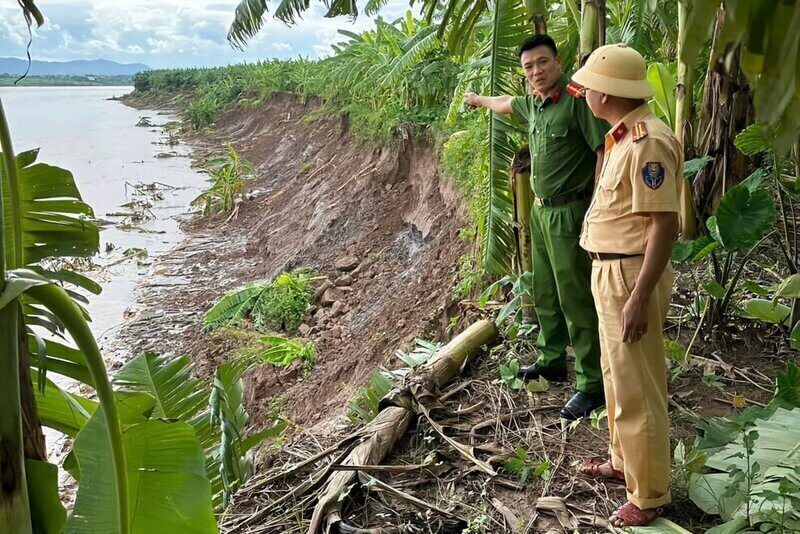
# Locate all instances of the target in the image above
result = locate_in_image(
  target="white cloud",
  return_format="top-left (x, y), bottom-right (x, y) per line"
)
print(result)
top-left (0, 0), bottom-right (416, 68)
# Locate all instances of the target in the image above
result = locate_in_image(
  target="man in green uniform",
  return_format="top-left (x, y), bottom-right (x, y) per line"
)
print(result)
top-left (464, 35), bottom-right (606, 419)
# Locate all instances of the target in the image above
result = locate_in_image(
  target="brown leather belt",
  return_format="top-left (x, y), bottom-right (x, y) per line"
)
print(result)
top-left (534, 190), bottom-right (590, 208)
top-left (588, 252), bottom-right (643, 261)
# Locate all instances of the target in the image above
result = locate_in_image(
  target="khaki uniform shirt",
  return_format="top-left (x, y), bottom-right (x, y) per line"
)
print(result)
top-left (580, 104), bottom-right (682, 254)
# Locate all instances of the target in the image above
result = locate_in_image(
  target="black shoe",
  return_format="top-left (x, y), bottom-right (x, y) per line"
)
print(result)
top-left (517, 362), bottom-right (567, 382)
top-left (560, 391), bottom-right (605, 420)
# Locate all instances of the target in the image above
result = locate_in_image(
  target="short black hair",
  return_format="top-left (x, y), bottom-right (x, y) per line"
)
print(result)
top-left (518, 35), bottom-right (558, 58)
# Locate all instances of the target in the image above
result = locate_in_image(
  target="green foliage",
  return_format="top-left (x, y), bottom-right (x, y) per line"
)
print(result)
top-left (498, 358), bottom-right (523, 390)
top-left (251, 270), bottom-right (314, 333)
top-left (647, 62), bottom-right (677, 129)
top-left (112, 352), bottom-right (285, 512)
top-left (192, 145), bottom-right (254, 216)
top-left (347, 338), bottom-right (437, 424)
top-left (210, 360), bottom-right (287, 509)
top-left (347, 369), bottom-right (397, 425)
top-left (203, 284), bottom-right (264, 331)
top-left (439, 118), bottom-right (489, 226)
top-left (714, 184), bottom-right (776, 253)
top-left (482, 0), bottom-right (527, 275)
top-left (242, 334), bottom-right (316, 375)
top-left (498, 358), bottom-right (548, 393)
top-left (690, 407), bottom-right (800, 527)
top-left (672, 166), bottom-right (778, 334)
top-left (480, 271), bottom-right (535, 337)
top-left (136, 14), bottom-right (457, 146)
top-left (679, 0), bottom-right (800, 154)
top-left (394, 338), bottom-right (440, 367)
top-left (503, 445), bottom-right (551, 485)
top-left (203, 269), bottom-right (315, 334)
top-left (452, 252), bottom-right (483, 301)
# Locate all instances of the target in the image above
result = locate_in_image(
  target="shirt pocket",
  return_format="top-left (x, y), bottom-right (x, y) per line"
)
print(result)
top-left (598, 172), bottom-right (623, 211)
top-left (546, 124), bottom-right (569, 153)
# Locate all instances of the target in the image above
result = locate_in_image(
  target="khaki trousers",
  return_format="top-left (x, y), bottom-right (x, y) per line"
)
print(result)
top-left (590, 256), bottom-right (673, 509)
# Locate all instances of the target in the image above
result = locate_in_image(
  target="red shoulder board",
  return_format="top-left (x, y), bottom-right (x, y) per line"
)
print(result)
top-left (566, 82), bottom-right (584, 99)
top-left (632, 121), bottom-right (648, 142)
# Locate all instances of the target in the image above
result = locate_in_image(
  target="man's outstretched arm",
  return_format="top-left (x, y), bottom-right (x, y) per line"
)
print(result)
top-left (463, 92), bottom-right (514, 115)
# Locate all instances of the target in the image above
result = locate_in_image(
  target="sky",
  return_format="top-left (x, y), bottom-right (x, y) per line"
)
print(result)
top-left (0, 0), bottom-right (414, 69)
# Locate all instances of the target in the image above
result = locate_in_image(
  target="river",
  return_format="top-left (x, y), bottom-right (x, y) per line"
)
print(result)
top-left (0, 86), bottom-right (205, 353)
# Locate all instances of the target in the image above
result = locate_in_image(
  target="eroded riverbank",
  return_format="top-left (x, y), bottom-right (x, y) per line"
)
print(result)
top-left (112, 92), bottom-right (471, 434)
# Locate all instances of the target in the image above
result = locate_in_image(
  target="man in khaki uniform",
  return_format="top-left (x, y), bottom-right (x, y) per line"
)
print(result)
top-left (570, 44), bottom-right (681, 527)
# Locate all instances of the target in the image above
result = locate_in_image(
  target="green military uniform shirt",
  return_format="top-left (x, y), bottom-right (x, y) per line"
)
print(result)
top-left (511, 75), bottom-right (607, 199)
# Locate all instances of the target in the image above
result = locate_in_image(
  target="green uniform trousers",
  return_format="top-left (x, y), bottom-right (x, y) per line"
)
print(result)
top-left (530, 200), bottom-right (602, 394)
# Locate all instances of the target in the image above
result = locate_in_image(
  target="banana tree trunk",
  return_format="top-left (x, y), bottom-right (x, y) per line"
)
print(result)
top-left (18, 317), bottom-right (47, 461)
top-left (523, 0), bottom-right (547, 33)
top-left (308, 320), bottom-right (498, 533)
top-left (676, 0), bottom-right (699, 239)
top-left (579, 0), bottom-right (601, 65)
top-left (0, 97), bottom-right (33, 534)
top-left (694, 8), bottom-right (754, 220)
top-left (510, 148), bottom-right (534, 320)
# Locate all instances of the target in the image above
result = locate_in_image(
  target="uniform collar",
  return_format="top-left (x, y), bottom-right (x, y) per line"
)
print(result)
top-left (605, 104), bottom-right (651, 144)
top-left (534, 75), bottom-right (568, 106)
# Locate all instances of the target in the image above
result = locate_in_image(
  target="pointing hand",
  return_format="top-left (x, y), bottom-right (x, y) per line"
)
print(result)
top-left (463, 92), bottom-right (481, 109)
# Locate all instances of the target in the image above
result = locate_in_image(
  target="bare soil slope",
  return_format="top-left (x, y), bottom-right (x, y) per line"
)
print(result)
top-left (115, 93), bottom-right (469, 430)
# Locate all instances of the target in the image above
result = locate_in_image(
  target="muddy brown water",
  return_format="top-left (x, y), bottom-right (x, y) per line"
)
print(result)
top-left (1, 86), bottom-right (206, 346)
top-left (0, 86), bottom-right (207, 471)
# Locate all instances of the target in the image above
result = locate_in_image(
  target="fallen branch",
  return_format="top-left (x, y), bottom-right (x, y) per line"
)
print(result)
top-left (308, 320), bottom-right (498, 533)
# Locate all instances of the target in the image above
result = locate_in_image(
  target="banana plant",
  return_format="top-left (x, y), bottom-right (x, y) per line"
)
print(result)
top-left (0, 96), bottom-right (129, 534)
top-left (679, 0), bottom-right (800, 155)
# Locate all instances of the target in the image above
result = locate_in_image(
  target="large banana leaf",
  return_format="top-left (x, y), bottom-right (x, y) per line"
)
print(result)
top-left (382, 25), bottom-right (441, 88)
top-left (1, 149), bottom-right (99, 267)
top-left (67, 411), bottom-right (217, 534)
top-left (113, 352), bottom-right (208, 420)
top-left (679, 0), bottom-right (800, 139)
top-left (202, 284), bottom-right (265, 332)
top-left (113, 352), bottom-right (284, 510)
top-left (30, 369), bottom-right (96, 437)
top-left (25, 458), bottom-right (67, 534)
top-left (482, 0), bottom-right (527, 275)
top-left (647, 62), bottom-right (677, 130)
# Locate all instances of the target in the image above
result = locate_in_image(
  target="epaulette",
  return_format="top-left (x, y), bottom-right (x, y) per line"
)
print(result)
top-left (632, 121), bottom-right (648, 142)
top-left (566, 81), bottom-right (584, 99)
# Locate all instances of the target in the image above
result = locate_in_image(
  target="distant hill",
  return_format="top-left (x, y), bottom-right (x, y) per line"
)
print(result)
top-left (0, 58), bottom-right (149, 76)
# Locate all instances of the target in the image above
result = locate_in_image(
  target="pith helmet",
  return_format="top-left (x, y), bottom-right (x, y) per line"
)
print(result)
top-left (572, 43), bottom-right (654, 99)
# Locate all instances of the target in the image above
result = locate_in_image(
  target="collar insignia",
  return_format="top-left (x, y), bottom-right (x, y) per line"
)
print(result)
top-left (566, 81), bottom-right (584, 99)
top-left (611, 123), bottom-right (628, 142)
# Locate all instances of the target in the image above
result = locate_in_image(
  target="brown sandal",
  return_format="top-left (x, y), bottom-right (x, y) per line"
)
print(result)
top-left (609, 502), bottom-right (663, 527)
top-left (577, 458), bottom-right (626, 485)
